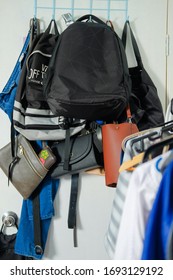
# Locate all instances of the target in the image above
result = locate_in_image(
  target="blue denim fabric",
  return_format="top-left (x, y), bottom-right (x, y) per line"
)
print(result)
top-left (0, 33), bottom-right (30, 121)
top-left (15, 175), bottom-right (59, 259)
top-left (0, 33), bottom-right (59, 259)
top-left (141, 160), bottom-right (173, 260)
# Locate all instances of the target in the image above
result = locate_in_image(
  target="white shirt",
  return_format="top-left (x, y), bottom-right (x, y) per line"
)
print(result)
top-left (113, 150), bottom-right (173, 260)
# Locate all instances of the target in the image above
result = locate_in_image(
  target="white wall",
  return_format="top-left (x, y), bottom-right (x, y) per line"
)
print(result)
top-left (0, 0), bottom-right (169, 260)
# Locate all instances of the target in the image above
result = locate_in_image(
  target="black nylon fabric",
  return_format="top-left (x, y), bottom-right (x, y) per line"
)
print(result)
top-left (26, 20), bottom-right (59, 109)
top-left (129, 66), bottom-right (164, 130)
top-left (44, 17), bottom-right (131, 121)
top-left (122, 21), bottom-right (164, 130)
top-left (14, 34), bottom-right (43, 106)
top-left (0, 232), bottom-right (31, 260)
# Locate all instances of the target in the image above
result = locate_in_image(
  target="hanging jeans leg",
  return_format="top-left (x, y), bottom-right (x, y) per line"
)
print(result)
top-left (14, 176), bottom-right (59, 259)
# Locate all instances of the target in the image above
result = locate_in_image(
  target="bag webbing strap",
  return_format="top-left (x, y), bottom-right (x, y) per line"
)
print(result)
top-left (63, 127), bottom-right (71, 170)
top-left (122, 20), bottom-right (143, 69)
top-left (33, 191), bottom-right (43, 256)
top-left (68, 173), bottom-right (79, 247)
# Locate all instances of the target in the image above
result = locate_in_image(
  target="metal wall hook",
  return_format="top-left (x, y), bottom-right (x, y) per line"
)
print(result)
top-left (2, 211), bottom-right (18, 228)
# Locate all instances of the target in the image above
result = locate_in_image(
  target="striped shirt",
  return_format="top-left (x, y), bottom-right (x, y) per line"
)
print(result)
top-left (104, 127), bottom-right (163, 259)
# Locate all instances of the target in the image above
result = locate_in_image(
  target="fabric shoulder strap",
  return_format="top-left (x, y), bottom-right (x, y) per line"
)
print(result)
top-left (33, 190), bottom-right (43, 256)
top-left (122, 20), bottom-right (143, 69)
top-left (68, 173), bottom-right (79, 247)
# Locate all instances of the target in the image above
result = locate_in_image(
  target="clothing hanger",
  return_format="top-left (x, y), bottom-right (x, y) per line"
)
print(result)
top-left (119, 152), bottom-right (144, 172)
top-left (119, 124), bottom-right (173, 172)
top-left (121, 127), bottom-right (160, 152)
top-left (130, 121), bottom-right (173, 153)
top-left (119, 131), bottom-right (155, 173)
top-left (119, 134), bottom-right (173, 173)
top-left (130, 131), bottom-right (160, 153)
top-left (142, 135), bottom-right (173, 163)
top-left (155, 120), bottom-right (173, 128)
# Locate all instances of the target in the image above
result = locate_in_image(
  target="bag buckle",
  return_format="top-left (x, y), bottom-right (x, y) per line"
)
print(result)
top-left (35, 245), bottom-right (43, 255)
top-left (62, 13), bottom-right (74, 26)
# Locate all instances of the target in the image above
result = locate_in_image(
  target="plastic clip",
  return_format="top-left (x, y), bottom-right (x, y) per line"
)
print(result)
top-left (62, 13), bottom-right (74, 26)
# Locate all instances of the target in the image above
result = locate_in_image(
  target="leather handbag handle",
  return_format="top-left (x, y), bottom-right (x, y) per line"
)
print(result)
top-left (126, 106), bottom-right (132, 120)
top-left (122, 20), bottom-right (143, 69)
top-left (77, 14), bottom-right (106, 26)
top-left (106, 20), bottom-right (115, 31)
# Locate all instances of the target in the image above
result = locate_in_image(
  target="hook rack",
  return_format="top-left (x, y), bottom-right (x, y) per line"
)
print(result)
top-left (34, 0), bottom-right (129, 21)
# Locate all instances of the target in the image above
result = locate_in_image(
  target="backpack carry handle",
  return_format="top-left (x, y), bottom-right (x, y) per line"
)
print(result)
top-left (48, 19), bottom-right (59, 35)
top-left (35, 19), bottom-right (59, 47)
top-left (122, 20), bottom-right (143, 69)
top-left (46, 19), bottom-right (59, 36)
top-left (77, 14), bottom-right (106, 26)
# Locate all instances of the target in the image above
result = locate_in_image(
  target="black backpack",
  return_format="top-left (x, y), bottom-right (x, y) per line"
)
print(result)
top-left (44, 14), bottom-right (131, 122)
top-left (13, 20), bottom-right (85, 141)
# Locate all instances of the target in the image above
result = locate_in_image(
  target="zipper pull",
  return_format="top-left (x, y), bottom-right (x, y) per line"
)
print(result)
top-left (19, 145), bottom-right (24, 155)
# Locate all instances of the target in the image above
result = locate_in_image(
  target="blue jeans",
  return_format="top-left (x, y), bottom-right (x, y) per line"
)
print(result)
top-left (0, 32), bottom-right (59, 259)
top-left (15, 175), bottom-right (59, 259)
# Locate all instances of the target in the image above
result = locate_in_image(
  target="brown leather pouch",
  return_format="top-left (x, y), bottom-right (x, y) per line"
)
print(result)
top-left (102, 107), bottom-right (139, 187)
